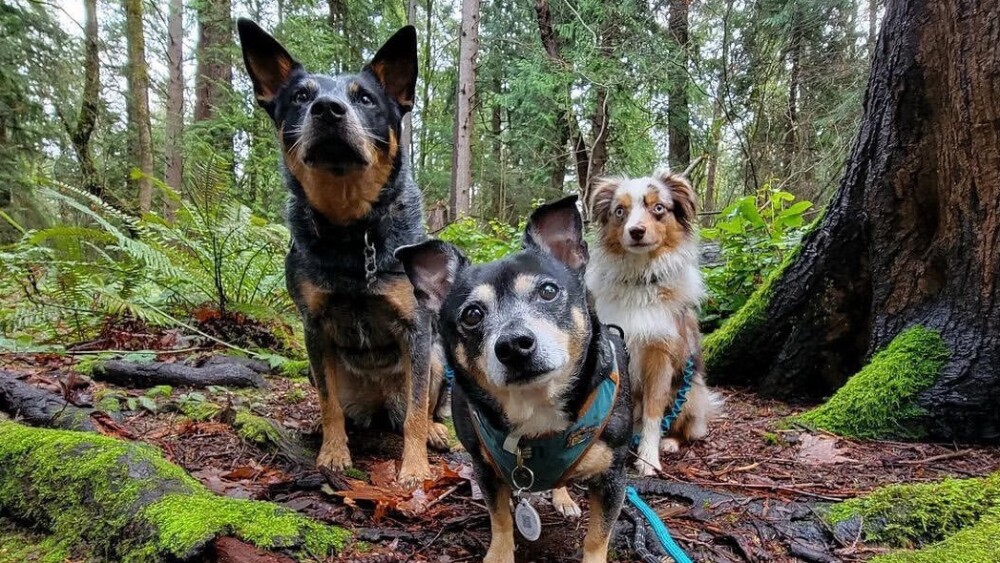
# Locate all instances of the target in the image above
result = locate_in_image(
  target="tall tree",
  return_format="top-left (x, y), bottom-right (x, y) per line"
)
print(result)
top-left (401, 0), bottom-right (417, 162)
top-left (124, 0), bottom-right (153, 212)
top-left (706, 0), bottom-right (1000, 441)
top-left (194, 0), bottom-right (233, 159)
top-left (449, 0), bottom-right (479, 220)
top-left (164, 0), bottom-right (184, 219)
top-left (63, 0), bottom-right (101, 198)
top-left (667, 0), bottom-right (691, 170)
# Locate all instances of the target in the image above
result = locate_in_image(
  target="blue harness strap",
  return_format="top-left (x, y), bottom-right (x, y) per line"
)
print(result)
top-left (471, 344), bottom-right (621, 493)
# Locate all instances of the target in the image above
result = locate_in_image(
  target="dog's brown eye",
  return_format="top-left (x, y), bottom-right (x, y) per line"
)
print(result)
top-left (614, 207), bottom-right (626, 219)
top-left (460, 305), bottom-right (484, 327)
top-left (538, 282), bottom-right (559, 301)
top-left (293, 89), bottom-right (311, 104)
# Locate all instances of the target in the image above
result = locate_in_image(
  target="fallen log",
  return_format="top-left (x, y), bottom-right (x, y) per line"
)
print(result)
top-left (92, 360), bottom-right (266, 389)
top-left (0, 370), bottom-right (96, 431)
top-left (200, 354), bottom-right (272, 374)
top-left (0, 420), bottom-right (348, 562)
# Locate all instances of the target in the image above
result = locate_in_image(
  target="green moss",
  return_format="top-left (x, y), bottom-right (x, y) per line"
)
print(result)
top-left (96, 395), bottom-right (122, 413)
top-left (0, 518), bottom-right (70, 563)
top-left (0, 421), bottom-right (346, 562)
top-left (871, 512), bottom-right (1000, 563)
top-left (343, 467), bottom-right (368, 481)
top-left (827, 473), bottom-right (1000, 562)
top-left (826, 472), bottom-right (1000, 547)
top-left (794, 326), bottom-right (948, 439)
top-left (178, 399), bottom-right (221, 421)
top-left (143, 494), bottom-right (348, 558)
top-left (703, 247), bottom-right (799, 373)
top-left (279, 359), bottom-right (310, 378)
top-left (146, 385), bottom-right (173, 399)
top-left (234, 410), bottom-right (281, 446)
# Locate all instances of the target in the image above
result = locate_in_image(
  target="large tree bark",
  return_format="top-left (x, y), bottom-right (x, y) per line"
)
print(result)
top-left (706, 0), bottom-right (1000, 441)
top-left (124, 0), bottom-right (154, 212)
top-left (164, 0), bottom-right (184, 220)
top-left (195, 0), bottom-right (233, 159)
top-left (667, 0), bottom-right (691, 171)
top-left (449, 0), bottom-right (479, 220)
top-left (401, 0), bottom-right (417, 163)
top-left (65, 0), bottom-right (101, 198)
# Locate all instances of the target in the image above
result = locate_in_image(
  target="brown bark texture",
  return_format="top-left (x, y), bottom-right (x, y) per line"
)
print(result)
top-left (449, 0), bottom-right (479, 220)
top-left (124, 0), bottom-right (153, 212)
top-left (707, 0), bottom-right (1000, 441)
top-left (195, 0), bottom-right (234, 159)
top-left (667, 0), bottom-right (691, 171)
top-left (164, 0), bottom-right (184, 218)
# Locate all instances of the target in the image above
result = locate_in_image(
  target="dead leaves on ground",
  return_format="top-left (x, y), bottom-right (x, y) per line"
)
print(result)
top-left (328, 460), bottom-right (471, 521)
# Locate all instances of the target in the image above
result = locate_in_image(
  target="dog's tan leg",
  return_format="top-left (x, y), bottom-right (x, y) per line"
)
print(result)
top-left (635, 344), bottom-right (675, 476)
top-left (551, 486), bottom-right (582, 518)
top-left (315, 358), bottom-right (351, 471)
top-left (484, 483), bottom-right (515, 563)
top-left (397, 320), bottom-right (432, 488)
top-left (581, 482), bottom-right (625, 563)
top-left (426, 351), bottom-right (451, 451)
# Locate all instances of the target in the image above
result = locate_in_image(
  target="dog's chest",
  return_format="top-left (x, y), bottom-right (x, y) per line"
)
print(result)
top-left (590, 282), bottom-right (685, 344)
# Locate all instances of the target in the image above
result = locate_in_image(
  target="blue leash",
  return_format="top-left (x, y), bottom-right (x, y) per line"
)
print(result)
top-left (626, 485), bottom-right (694, 563)
top-left (626, 356), bottom-right (697, 562)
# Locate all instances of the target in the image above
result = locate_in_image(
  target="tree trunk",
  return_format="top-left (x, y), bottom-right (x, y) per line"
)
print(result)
top-left (706, 0), bottom-right (1000, 442)
top-left (418, 0), bottom-right (433, 176)
top-left (667, 0), bottom-right (691, 171)
top-left (401, 0), bottom-right (417, 164)
top-left (164, 0), bottom-right (184, 220)
top-left (68, 0), bottom-right (101, 198)
top-left (124, 0), bottom-right (154, 213)
top-left (868, 0), bottom-right (880, 59)
top-left (195, 0), bottom-right (233, 159)
top-left (449, 0), bottom-right (479, 220)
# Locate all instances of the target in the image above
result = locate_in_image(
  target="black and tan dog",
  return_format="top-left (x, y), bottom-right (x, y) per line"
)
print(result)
top-left (397, 197), bottom-right (631, 563)
top-left (237, 20), bottom-right (448, 487)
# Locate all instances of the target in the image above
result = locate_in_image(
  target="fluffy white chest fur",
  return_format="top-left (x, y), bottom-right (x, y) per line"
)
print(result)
top-left (585, 242), bottom-right (704, 345)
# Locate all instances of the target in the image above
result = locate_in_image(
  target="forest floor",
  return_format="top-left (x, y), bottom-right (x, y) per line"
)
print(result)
top-left (3, 345), bottom-right (999, 563)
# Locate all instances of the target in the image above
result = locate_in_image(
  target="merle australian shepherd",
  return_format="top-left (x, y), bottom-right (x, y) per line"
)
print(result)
top-left (237, 20), bottom-right (448, 487)
top-left (586, 171), bottom-right (722, 476)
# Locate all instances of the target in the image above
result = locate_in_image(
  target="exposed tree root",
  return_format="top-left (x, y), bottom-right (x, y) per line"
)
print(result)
top-left (0, 370), bottom-right (96, 431)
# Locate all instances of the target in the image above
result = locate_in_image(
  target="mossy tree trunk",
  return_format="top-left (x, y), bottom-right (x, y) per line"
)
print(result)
top-left (706, 0), bottom-right (1000, 441)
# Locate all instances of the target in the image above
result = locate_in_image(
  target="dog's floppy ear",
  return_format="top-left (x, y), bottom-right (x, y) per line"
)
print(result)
top-left (237, 18), bottom-right (302, 107)
top-left (364, 26), bottom-right (418, 114)
top-left (396, 240), bottom-right (467, 313)
top-left (524, 195), bottom-right (589, 271)
top-left (589, 177), bottom-right (619, 224)
top-left (656, 170), bottom-right (696, 231)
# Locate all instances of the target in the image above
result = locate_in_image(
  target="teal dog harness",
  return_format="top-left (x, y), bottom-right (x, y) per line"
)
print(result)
top-left (471, 342), bottom-right (621, 493)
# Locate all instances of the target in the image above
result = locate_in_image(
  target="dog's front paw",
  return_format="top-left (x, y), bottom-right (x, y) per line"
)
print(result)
top-left (427, 421), bottom-right (451, 451)
top-left (397, 459), bottom-right (432, 489)
top-left (660, 437), bottom-right (681, 455)
top-left (634, 450), bottom-right (661, 477)
top-left (483, 546), bottom-right (515, 563)
top-left (551, 487), bottom-right (582, 519)
top-left (316, 442), bottom-right (352, 472)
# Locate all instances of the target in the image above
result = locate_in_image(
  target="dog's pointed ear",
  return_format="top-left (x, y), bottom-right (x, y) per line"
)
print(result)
top-left (589, 177), bottom-right (619, 224)
top-left (364, 26), bottom-right (418, 114)
top-left (237, 18), bottom-right (302, 107)
top-left (396, 240), bottom-right (467, 313)
top-left (656, 170), bottom-right (697, 232)
top-left (524, 195), bottom-right (589, 271)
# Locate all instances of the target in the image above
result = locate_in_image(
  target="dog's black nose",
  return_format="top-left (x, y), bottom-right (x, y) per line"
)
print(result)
top-left (629, 226), bottom-right (646, 241)
top-left (311, 98), bottom-right (348, 122)
top-left (495, 331), bottom-right (536, 365)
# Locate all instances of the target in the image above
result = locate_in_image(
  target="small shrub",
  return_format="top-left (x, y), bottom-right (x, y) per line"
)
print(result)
top-left (437, 216), bottom-right (525, 263)
top-left (701, 185), bottom-right (813, 329)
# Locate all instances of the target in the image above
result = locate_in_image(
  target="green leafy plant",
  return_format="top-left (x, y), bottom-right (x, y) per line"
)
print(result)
top-left (437, 216), bottom-right (528, 264)
top-left (701, 185), bottom-right (814, 328)
top-left (0, 170), bottom-right (296, 347)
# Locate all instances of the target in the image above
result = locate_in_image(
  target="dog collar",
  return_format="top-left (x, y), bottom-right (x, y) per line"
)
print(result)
top-left (470, 339), bottom-right (621, 493)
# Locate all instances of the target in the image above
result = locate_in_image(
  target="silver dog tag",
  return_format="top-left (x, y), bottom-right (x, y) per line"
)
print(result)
top-left (515, 497), bottom-right (542, 541)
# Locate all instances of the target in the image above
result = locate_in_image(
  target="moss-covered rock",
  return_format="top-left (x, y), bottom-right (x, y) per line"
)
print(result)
top-left (826, 472), bottom-right (1000, 562)
top-left (791, 326), bottom-right (948, 439)
top-left (234, 409), bottom-right (282, 446)
top-left (0, 421), bottom-right (347, 562)
top-left (0, 517), bottom-right (69, 563)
